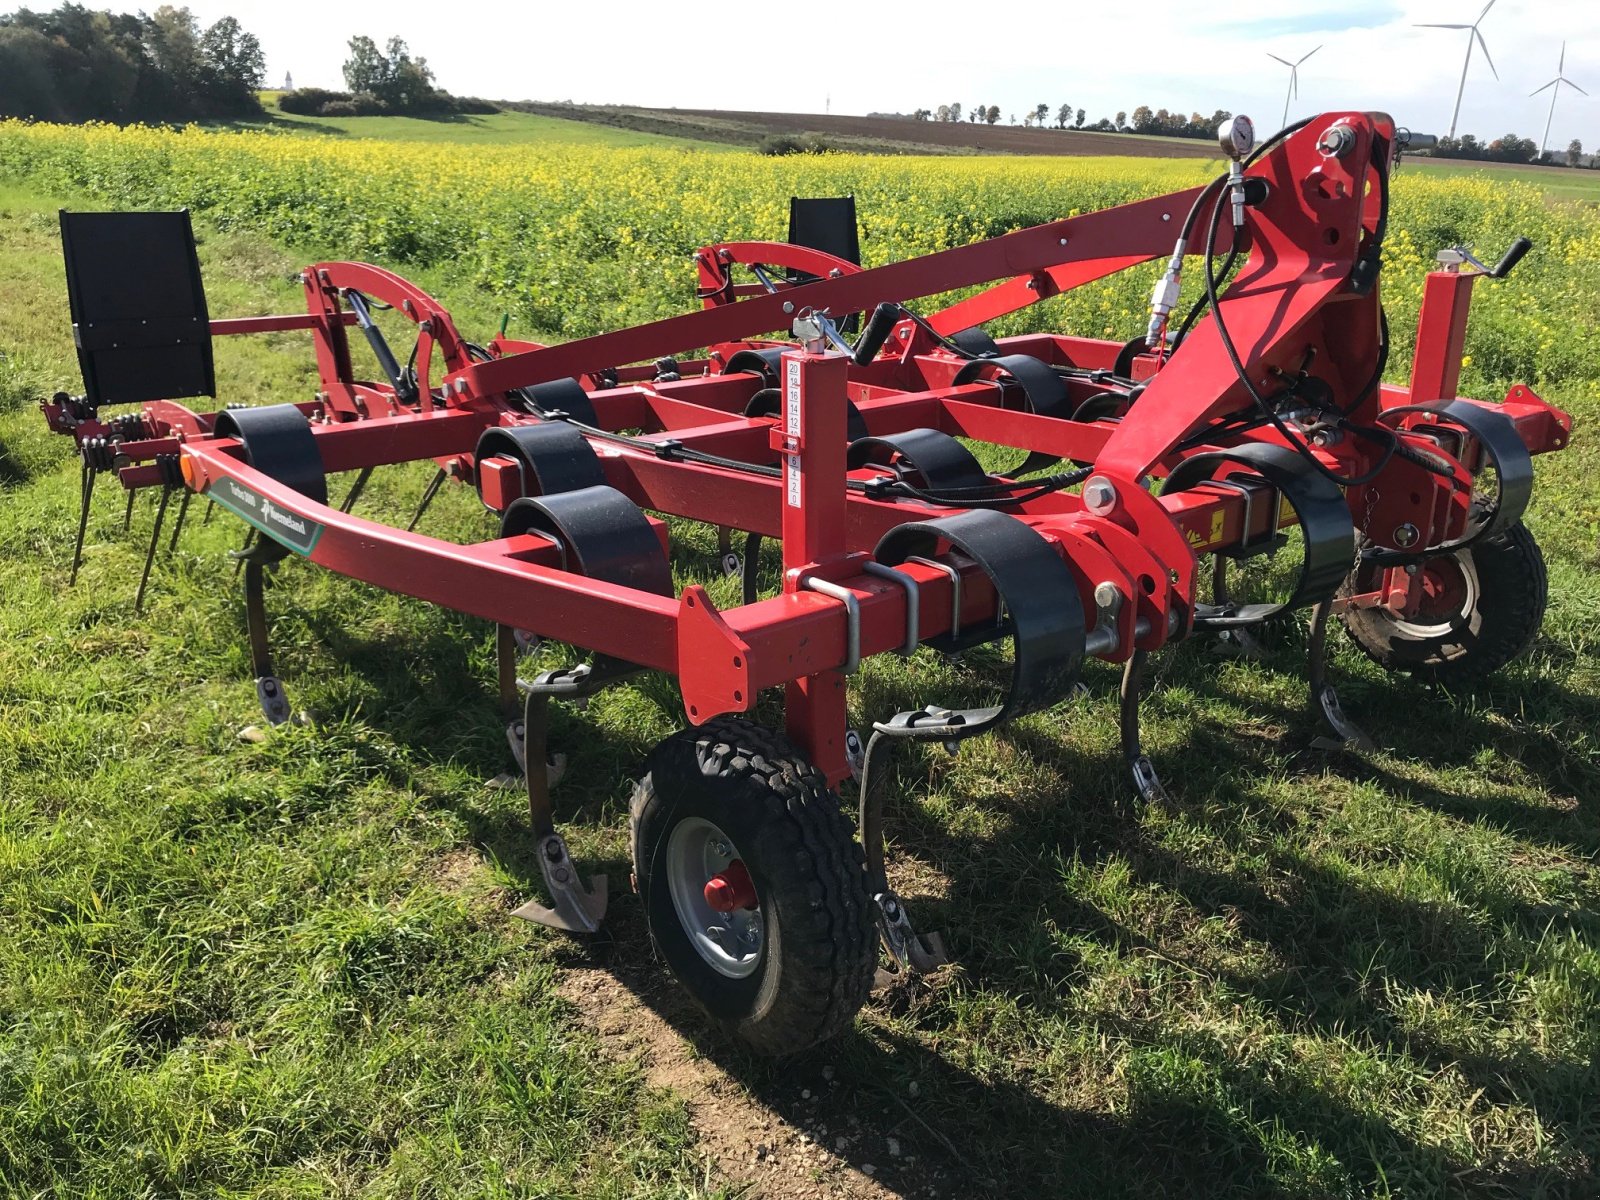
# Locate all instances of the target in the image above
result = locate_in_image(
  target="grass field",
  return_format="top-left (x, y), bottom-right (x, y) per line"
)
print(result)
top-left (1405, 158), bottom-right (1600, 205)
top-left (229, 92), bottom-right (727, 150)
top-left (1, 121), bottom-right (1599, 1199)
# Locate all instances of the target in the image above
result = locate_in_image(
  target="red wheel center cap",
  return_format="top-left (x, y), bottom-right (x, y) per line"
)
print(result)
top-left (704, 860), bottom-right (758, 912)
top-left (1417, 559), bottom-right (1468, 620)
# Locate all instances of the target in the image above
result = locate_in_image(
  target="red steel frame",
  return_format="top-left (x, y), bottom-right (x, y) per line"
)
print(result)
top-left (46, 111), bottom-right (1572, 786)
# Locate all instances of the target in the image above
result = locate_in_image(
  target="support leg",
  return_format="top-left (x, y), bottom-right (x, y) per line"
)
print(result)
top-left (70, 463), bottom-right (96, 586)
top-left (1308, 600), bottom-right (1376, 752)
top-left (509, 689), bottom-right (608, 933)
top-left (134, 485), bottom-right (172, 614)
top-left (244, 558), bottom-right (292, 725)
top-left (1120, 650), bottom-right (1172, 803)
top-left (406, 466), bottom-right (447, 532)
top-left (339, 466), bottom-right (373, 515)
top-left (857, 730), bottom-right (948, 973)
top-left (166, 489), bottom-right (192, 554)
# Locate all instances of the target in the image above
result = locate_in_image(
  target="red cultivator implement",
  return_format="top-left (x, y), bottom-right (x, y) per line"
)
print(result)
top-left (43, 111), bottom-right (1571, 1052)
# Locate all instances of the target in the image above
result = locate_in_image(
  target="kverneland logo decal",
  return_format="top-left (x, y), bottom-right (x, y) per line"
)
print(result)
top-left (208, 476), bottom-right (324, 555)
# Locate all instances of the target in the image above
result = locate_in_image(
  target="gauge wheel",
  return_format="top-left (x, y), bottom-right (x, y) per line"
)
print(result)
top-left (1337, 522), bottom-right (1547, 688)
top-left (629, 717), bottom-right (876, 1055)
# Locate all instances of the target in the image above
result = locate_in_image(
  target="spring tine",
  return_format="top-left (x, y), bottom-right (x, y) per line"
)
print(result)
top-left (121, 488), bottom-right (136, 532)
top-left (1120, 650), bottom-right (1171, 804)
top-left (1308, 600), bottom-right (1377, 752)
top-left (339, 465), bottom-right (374, 514)
top-left (134, 485), bottom-right (173, 614)
top-left (166, 489), bottom-right (193, 554)
top-left (233, 529), bottom-right (257, 578)
top-left (406, 466), bottom-right (447, 532)
top-left (70, 462), bottom-right (96, 586)
top-left (203, 498), bottom-right (217, 525)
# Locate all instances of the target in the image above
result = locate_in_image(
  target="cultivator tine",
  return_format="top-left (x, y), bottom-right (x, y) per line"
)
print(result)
top-left (857, 730), bottom-right (950, 973)
top-left (405, 467), bottom-right (447, 532)
top-left (509, 690), bottom-right (607, 933)
top-left (121, 488), bottom-right (136, 532)
top-left (338, 466), bottom-right (373, 515)
top-left (232, 529), bottom-right (257, 577)
top-left (243, 557), bottom-right (293, 725)
top-left (715, 525), bottom-right (741, 577)
top-left (1120, 650), bottom-right (1172, 805)
top-left (133, 484), bottom-right (173, 614)
top-left (1307, 600), bottom-right (1377, 752)
top-left (202, 498), bottom-right (217, 525)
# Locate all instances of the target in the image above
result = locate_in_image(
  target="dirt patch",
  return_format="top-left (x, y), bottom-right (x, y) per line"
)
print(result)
top-left (554, 910), bottom-right (964, 1199)
top-left (426, 847), bottom-right (514, 911)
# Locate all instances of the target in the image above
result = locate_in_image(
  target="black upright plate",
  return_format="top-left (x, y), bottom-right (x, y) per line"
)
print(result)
top-left (59, 209), bottom-right (214, 408)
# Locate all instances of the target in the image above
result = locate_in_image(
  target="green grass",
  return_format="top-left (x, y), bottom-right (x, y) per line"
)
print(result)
top-left (224, 94), bottom-right (731, 150)
top-left (2, 180), bottom-right (1598, 1198)
top-left (1406, 158), bottom-right (1600, 204)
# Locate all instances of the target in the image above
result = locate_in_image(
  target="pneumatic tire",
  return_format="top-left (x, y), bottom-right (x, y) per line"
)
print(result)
top-left (1337, 522), bottom-right (1547, 688)
top-left (629, 717), bottom-right (876, 1055)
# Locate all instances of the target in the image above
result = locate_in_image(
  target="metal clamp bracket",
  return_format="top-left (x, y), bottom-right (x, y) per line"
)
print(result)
top-left (861, 562), bottom-right (920, 655)
top-left (800, 575), bottom-right (862, 674)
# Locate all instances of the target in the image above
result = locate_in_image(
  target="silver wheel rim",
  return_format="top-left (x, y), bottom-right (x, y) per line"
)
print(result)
top-left (1385, 552), bottom-right (1481, 638)
top-left (665, 816), bottom-right (764, 979)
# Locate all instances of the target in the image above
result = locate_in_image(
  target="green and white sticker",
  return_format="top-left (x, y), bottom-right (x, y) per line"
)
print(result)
top-left (208, 475), bottom-right (325, 556)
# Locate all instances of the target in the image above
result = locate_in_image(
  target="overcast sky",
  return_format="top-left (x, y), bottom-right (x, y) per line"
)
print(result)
top-left (113, 0), bottom-right (1599, 148)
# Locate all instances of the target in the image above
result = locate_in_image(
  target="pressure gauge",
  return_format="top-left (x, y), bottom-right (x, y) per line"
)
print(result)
top-left (1218, 115), bottom-right (1255, 161)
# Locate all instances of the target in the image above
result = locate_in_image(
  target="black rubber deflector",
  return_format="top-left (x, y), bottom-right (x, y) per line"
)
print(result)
top-left (847, 428), bottom-right (990, 492)
top-left (476, 421), bottom-right (606, 502)
top-left (873, 509), bottom-right (1086, 740)
top-left (1375, 399), bottom-right (1533, 552)
top-left (744, 387), bottom-right (869, 443)
top-left (520, 377), bottom-right (599, 426)
top-left (212, 404), bottom-right (328, 565)
top-left (1162, 442), bottom-right (1354, 627)
top-left (725, 347), bottom-right (787, 383)
top-left (500, 484), bottom-right (672, 597)
top-left (951, 354), bottom-right (1073, 421)
top-left (949, 327), bottom-right (1001, 359)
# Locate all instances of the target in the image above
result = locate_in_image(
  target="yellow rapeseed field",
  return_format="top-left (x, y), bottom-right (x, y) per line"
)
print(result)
top-left (2, 120), bottom-right (1597, 396)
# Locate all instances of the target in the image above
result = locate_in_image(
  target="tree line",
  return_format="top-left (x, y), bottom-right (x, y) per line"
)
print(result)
top-left (278, 36), bottom-right (493, 118)
top-left (0, 3), bottom-right (265, 121)
top-left (899, 100), bottom-right (1595, 167)
top-left (1430, 132), bottom-right (1588, 168)
top-left (901, 102), bottom-right (1233, 138)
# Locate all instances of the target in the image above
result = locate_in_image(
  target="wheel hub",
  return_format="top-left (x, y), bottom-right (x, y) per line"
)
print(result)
top-left (664, 816), bottom-right (764, 979)
top-left (704, 860), bottom-right (758, 913)
top-left (1415, 557), bottom-right (1470, 622)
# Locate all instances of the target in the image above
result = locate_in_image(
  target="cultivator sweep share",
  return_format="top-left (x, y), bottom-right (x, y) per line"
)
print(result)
top-left (43, 111), bottom-right (1571, 1051)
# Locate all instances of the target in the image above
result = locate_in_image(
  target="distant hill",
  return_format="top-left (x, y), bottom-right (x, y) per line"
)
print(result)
top-left (501, 102), bottom-right (1221, 158)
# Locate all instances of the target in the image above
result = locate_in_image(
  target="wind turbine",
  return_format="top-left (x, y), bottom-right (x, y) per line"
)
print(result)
top-left (1531, 42), bottom-right (1588, 159)
top-left (1266, 46), bottom-right (1321, 130)
top-left (1416, 0), bottom-right (1499, 139)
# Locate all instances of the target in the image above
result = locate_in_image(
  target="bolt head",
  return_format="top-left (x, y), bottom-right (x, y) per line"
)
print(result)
top-left (1093, 581), bottom-right (1120, 611)
top-left (1393, 523), bottom-right (1419, 548)
top-left (1083, 477), bottom-right (1117, 514)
